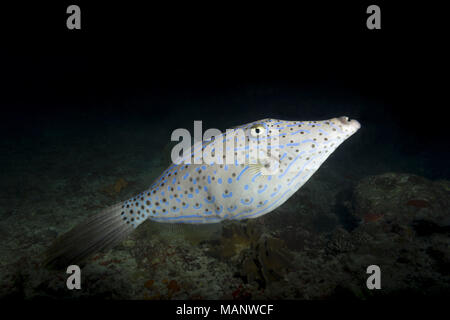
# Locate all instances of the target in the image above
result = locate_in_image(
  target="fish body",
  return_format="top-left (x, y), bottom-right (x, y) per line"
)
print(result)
top-left (45, 116), bottom-right (360, 267)
top-left (121, 116), bottom-right (361, 226)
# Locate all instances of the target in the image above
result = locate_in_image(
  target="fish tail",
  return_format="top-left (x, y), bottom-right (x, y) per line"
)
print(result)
top-left (43, 203), bottom-right (135, 269)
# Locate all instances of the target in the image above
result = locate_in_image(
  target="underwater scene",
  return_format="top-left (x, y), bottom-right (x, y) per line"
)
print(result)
top-left (0, 3), bottom-right (448, 302)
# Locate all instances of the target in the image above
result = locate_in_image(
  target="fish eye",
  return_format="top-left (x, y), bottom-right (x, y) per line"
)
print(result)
top-left (250, 124), bottom-right (265, 137)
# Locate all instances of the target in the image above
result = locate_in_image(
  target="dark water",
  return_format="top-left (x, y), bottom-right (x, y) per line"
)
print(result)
top-left (0, 2), bottom-right (448, 301)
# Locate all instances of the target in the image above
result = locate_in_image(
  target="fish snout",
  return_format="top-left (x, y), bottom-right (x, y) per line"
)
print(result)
top-left (336, 116), bottom-right (361, 132)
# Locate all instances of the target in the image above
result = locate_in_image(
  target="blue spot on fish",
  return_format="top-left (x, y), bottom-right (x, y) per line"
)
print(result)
top-left (258, 184), bottom-right (268, 194)
top-left (193, 203), bottom-right (203, 210)
top-left (237, 166), bottom-right (249, 181)
top-left (240, 197), bottom-right (254, 205)
top-left (257, 200), bottom-right (268, 208)
top-left (251, 172), bottom-right (261, 182)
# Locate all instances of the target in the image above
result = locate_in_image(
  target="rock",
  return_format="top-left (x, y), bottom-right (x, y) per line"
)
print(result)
top-left (351, 173), bottom-right (450, 226)
top-left (254, 234), bottom-right (294, 285)
top-left (205, 220), bottom-right (294, 289)
top-left (327, 172), bottom-right (450, 298)
top-left (326, 228), bottom-right (356, 254)
top-left (207, 220), bottom-right (262, 261)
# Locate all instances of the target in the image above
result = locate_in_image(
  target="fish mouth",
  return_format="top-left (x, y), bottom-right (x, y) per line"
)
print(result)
top-left (338, 116), bottom-right (361, 131)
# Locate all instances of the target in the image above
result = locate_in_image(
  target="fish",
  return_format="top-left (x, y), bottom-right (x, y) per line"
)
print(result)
top-left (44, 116), bottom-right (361, 267)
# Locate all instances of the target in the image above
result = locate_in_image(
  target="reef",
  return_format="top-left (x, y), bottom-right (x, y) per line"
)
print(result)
top-left (0, 171), bottom-right (448, 299)
top-left (350, 172), bottom-right (450, 227)
top-left (206, 220), bottom-right (294, 291)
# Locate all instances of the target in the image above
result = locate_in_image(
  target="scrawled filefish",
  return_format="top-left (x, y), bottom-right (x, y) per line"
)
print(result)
top-left (45, 116), bottom-right (360, 267)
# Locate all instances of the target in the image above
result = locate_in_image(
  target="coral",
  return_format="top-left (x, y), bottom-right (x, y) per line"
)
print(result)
top-left (351, 173), bottom-right (450, 225)
top-left (326, 228), bottom-right (356, 254)
top-left (406, 199), bottom-right (430, 208)
top-left (231, 284), bottom-right (252, 300)
top-left (99, 259), bottom-right (122, 266)
top-left (144, 280), bottom-right (154, 288)
top-left (253, 235), bottom-right (294, 285)
top-left (206, 220), bottom-right (293, 289)
top-left (362, 212), bottom-right (384, 223)
top-left (207, 220), bottom-right (262, 260)
top-left (167, 280), bottom-right (181, 294)
top-left (102, 178), bottom-right (129, 197)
